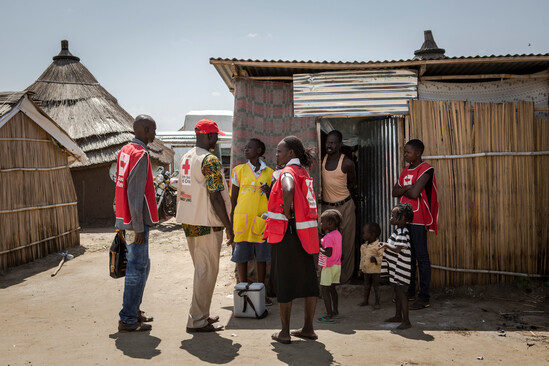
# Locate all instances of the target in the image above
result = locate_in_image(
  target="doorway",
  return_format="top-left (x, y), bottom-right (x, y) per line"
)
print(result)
top-left (319, 117), bottom-right (401, 277)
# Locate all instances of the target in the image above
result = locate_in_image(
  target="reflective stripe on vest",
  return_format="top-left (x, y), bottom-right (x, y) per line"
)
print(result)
top-left (267, 211), bottom-right (288, 221)
top-left (295, 220), bottom-right (318, 229)
top-left (264, 165), bottom-right (319, 254)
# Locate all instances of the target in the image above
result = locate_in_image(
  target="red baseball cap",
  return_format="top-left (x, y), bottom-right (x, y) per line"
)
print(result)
top-left (194, 119), bottom-right (226, 136)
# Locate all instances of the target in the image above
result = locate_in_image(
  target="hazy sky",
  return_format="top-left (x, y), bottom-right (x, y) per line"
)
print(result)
top-left (2, 0), bottom-right (548, 131)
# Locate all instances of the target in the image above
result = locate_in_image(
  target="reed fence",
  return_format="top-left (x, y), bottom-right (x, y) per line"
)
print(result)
top-left (408, 100), bottom-right (548, 287)
top-left (0, 112), bottom-right (79, 271)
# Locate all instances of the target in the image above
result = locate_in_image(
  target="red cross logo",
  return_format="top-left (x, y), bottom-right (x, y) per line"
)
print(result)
top-left (404, 175), bottom-right (413, 186)
top-left (181, 159), bottom-right (191, 174)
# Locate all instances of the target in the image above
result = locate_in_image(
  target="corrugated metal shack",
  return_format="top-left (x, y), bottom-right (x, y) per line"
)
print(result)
top-left (210, 30), bottom-right (549, 287)
top-left (0, 92), bottom-right (87, 271)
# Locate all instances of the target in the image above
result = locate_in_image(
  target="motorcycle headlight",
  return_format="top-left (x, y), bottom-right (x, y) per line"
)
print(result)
top-left (159, 182), bottom-right (166, 190)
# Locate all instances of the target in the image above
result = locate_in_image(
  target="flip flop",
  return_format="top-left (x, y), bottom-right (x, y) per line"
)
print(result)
top-left (410, 301), bottom-right (430, 310)
top-left (317, 316), bottom-right (335, 323)
top-left (271, 332), bottom-right (291, 344)
top-left (186, 324), bottom-right (224, 333)
top-left (207, 315), bottom-right (220, 324)
top-left (290, 330), bottom-right (318, 340)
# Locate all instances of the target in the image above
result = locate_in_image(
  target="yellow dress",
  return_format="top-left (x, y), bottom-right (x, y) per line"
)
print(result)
top-left (231, 162), bottom-right (273, 243)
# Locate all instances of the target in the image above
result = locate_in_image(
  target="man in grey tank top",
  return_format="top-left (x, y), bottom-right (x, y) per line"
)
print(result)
top-left (321, 130), bottom-right (357, 284)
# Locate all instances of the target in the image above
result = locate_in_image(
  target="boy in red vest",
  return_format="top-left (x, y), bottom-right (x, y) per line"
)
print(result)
top-left (392, 139), bottom-right (438, 310)
top-left (115, 115), bottom-right (159, 331)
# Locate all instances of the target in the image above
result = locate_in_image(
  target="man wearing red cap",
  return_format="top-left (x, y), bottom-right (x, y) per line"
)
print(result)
top-left (176, 119), bottom-right (233, 332)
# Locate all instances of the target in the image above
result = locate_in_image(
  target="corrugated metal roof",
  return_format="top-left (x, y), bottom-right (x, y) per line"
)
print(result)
top-left (210, 54), bottom-right (549, 92)
top-left (156, 131), bottom-right (232, 145)
top-left (293, 70), bottom-right (417, 117)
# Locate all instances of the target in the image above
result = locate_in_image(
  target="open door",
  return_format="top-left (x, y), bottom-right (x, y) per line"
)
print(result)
top-left (357, 117), bottom-right (401, 242)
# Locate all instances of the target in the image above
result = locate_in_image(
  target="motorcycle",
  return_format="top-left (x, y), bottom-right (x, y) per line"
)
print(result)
top-left (153, 167), bottom-right (178, 219)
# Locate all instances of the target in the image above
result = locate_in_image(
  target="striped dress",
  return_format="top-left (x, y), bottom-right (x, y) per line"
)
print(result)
top-left (382, 227), bottom-right (412, 286)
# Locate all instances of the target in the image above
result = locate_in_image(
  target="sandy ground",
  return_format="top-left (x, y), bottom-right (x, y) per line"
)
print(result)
top-left (1, 218), bottom-right (548, 366)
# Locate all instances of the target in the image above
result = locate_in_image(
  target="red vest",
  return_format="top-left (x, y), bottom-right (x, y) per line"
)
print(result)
top-left (115, 142), bottom-right (159, 225)
top-left (264, 165), bottom-right (319, 254)
top-left (398, 162), bottom-right (438, 233)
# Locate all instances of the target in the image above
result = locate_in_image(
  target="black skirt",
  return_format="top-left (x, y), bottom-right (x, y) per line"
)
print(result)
top-left (270, 220), bottom-right (319, 303)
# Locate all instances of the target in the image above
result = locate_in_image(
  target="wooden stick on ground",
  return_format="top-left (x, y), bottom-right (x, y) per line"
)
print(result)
top-left (51, 257), bottom-right (66, 277)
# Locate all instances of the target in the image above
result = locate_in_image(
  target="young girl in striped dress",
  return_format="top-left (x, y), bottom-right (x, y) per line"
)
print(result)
top-left (381, 203), bottom-right (414, 329)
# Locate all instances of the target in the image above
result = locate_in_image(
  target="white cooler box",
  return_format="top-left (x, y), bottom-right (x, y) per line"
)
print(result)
top-left (234, 282), bottom-right (267, 318)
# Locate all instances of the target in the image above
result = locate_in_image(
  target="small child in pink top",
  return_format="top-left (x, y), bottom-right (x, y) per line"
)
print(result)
top-left (318, 209), bottom-right (342, 323)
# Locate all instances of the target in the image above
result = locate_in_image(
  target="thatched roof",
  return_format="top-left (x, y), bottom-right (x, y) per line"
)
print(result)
top-left (0, 91), bottom-right (87, 164)
top-left (26, 40), bottom-right (174, 168)
top-left (413, 30), bottom-right (446, 60)
top-left (0, 91), bottom-right (25, 116)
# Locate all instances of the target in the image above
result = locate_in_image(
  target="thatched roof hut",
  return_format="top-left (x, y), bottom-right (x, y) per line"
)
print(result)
top-left (25, 41), bottom-right (174, 225)
top-left (0, 92), bottom-right (86, 270)
top-left (26, 40), bottom-right (173, 168)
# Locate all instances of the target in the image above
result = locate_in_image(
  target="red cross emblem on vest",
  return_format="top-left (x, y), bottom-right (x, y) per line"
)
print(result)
top-left (181, 159), bottom-right (191, 174)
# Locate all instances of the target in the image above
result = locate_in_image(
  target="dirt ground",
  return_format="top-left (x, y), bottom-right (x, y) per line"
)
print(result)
top-left (1, 219), bottom-right (548, 366)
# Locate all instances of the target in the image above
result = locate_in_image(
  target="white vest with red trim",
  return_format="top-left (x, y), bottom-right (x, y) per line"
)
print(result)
top-left (115, 142), bottom-right (159, 225)
top-left (264, 164), bottom-right (319, 254)
top-left (175, 147), bottom-right (231, 226)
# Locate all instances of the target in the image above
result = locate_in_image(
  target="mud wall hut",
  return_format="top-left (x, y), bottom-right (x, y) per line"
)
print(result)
top-left (210, 30), bottom-right (549, 287)
top-left (0, 92), bottom-right (87, 271)
top-left (26, 41), bottom-right (174, 226)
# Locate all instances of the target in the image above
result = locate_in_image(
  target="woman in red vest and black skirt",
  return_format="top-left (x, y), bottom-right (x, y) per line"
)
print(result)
top-left (264, 136), bottom-right (320, 344)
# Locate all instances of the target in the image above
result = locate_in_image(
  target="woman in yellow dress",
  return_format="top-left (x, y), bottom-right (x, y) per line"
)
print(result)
top-left (230, 138), bottom-right (274, 304)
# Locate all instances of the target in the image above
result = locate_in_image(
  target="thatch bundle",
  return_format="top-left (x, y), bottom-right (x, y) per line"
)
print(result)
top-left (408, 100), bottom-right (548, 286)
top-left (0, 94), bottom-right (81, 270)
top-left (26, 41), bottom-right (173, 168)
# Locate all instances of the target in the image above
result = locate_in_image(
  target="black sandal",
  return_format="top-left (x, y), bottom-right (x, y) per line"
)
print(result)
top-left (118, 321), bottom-right (152, 332)
top-left (186, 324), bottom-right (224, 333)
top-left (138, 310), bottom-right (154, 322)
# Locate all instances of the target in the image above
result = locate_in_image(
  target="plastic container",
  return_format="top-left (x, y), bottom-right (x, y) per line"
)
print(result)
top-left (233, 282), bottom-right (266, 318)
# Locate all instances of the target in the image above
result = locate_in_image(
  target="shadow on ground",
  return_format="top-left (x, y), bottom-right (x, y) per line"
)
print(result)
top-left (222, 282), bottom-right (549, 336)
top-left (0, 245), bottom-right (86, 288)
top-left (180, 332), bottom-right (241, 364)
top-left (109, 332), bottom-right (161, 359)
top-left (271, 340), bottom-right (334, 366)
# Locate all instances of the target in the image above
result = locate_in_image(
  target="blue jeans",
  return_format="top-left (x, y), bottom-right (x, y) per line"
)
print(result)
top-left (407, 224), bottom-right (431, 302)
top-left (119, 226), bottom-right (150, 324)
top-left (231, 241), bottom-right (271, 263)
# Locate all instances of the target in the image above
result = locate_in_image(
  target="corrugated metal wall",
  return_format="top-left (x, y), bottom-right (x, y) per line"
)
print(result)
top-left (294, 70), bottom-right (417, 117)
top-left (358, 117), bottom-right (400, 242)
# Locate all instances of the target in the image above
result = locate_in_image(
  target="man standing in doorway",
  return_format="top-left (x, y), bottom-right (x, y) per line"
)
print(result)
top-left (176, 119), bottom-right (234, 332)
top-left (115, 114), bottom-right (158, 332)
top-left (321, 130), bottom-right (357, 284)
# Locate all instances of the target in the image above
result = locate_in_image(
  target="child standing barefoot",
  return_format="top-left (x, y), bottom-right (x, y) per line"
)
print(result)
top-left (358, 223), bottom-right (384, 309)
top-left (381, 203), bottom-right (414, 329)
top-left (317, 209), bottom-right (342, 323)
